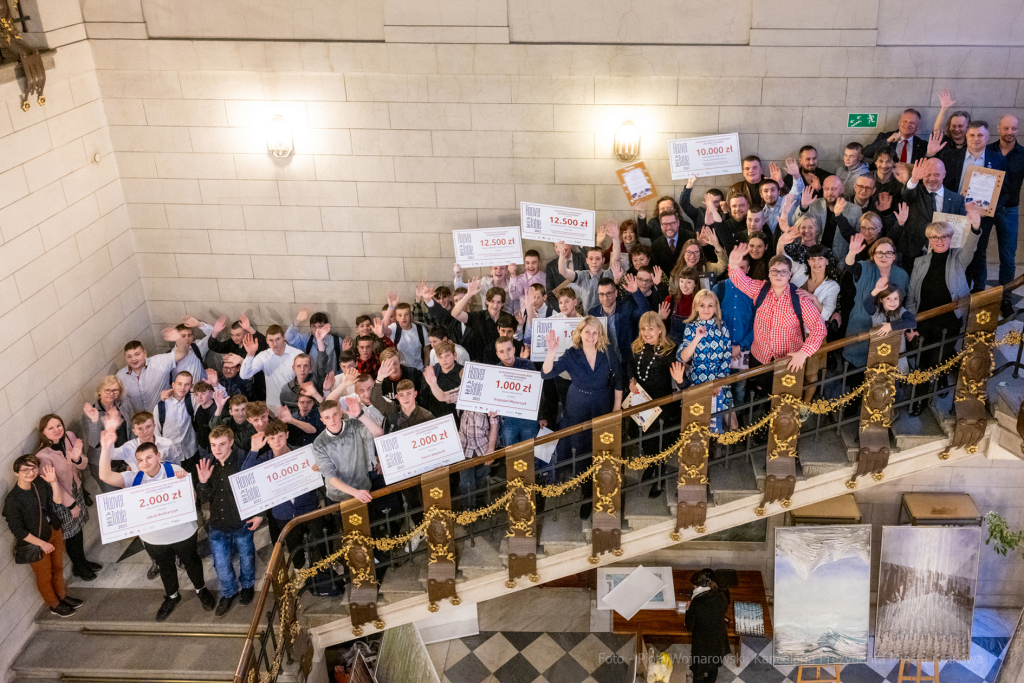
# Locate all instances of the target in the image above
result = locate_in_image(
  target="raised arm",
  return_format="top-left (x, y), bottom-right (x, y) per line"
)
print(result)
top-left (932, 89), bottom-right (956, 137)
top-left (555, 242), bottom-right (577, 283)
top-left (98, 428), bottom-right (126, 489)
top-left (450, 278), bottom-right (480, 324)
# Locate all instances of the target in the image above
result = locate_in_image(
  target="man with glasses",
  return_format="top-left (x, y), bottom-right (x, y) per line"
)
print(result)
top-left (651, 211), bottom-right (696, 273)
top-left (901, 158), bottom-right (967, 275)
top-left (588, 277), bottom-right (650, 378)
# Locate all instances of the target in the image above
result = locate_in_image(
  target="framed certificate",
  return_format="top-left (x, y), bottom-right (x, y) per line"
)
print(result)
top-left (960, 166), bottom-right (1004, 217)
top-left (616, 161), bottom-right (657, 206)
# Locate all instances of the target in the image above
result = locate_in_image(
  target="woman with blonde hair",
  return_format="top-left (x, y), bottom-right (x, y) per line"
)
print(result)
top-left (542, 316), bottom-right (623, 519)
top-left (629, 312), bottom-right (681, 497)
top-left (34, 414), bottom-right (101, 581)
top-left (673, 290), bottom-right (733, 431)
top-left (82, 375), bottom-right (132, 494)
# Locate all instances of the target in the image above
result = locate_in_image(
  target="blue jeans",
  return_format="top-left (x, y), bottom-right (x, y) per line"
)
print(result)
top-left (500, 417), bottom-right (539, 449)
top-left (969, 206), bottom-right (1019, 291)
top-left (208, 527), bottom-right (256, 598)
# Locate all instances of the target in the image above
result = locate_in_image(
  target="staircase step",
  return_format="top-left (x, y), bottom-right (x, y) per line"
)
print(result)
top-left (13, 630), bottom-right (244, 681)
top-left (455, 534), bottom-right (505, 581)
top-left (537, 508), bottom-right (588, 555)
top-left (620, 481), bottom-right (673, 530)
top-left (839, 422), bottom-right (901, 463)
top-left (708, 455), bottom-right (761, 504)
top-left (797, 429), bottom-right (854, 476)
top-left (582, 511), bottom-right (630, 542)
top-left (34, 588), bottom-right (253, 634)
top-left (378, 554), bottom-right (428, 604)
top-left (891, 404), bottom-right (947, 450)
top-left (497, 537), bottom-right (548, 567)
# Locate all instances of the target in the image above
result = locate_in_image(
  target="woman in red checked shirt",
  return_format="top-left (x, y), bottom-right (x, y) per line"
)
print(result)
top-left (725, 244), bottom-right (827, 397)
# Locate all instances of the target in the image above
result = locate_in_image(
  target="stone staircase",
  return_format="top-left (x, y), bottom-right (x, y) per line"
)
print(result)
top-left (11, 588), bottom-right (291, 683)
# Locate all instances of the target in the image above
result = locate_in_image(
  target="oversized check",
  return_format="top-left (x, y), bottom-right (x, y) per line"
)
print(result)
top-left (228, 445), bottom-right (323, 520)
top-left (455, 362), bottom-right (543, 420)
top-left (530, 316), bottom-right (608, 361)
top-left (520, 202), bottom-right (596, 247)
top-left (97, 474), bottom-right (196, 544)
top-left (375, 414), bottom-right (464, 486)
top-left (669, 133), bottom-right (741, 179)
top-left (453, 227), bottom-right (524, 268)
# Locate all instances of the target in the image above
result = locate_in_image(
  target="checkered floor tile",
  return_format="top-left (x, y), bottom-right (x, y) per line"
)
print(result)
top-left (441, 610), bottom-right (1012, 683)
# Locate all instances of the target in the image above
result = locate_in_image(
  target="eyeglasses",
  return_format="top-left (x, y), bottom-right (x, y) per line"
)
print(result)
top-left (874, 251), bottom-right (895, 257)
top-left (928, 235), bottom-right (951, 242)
top-left (769, 269), bottom-right (790, 277)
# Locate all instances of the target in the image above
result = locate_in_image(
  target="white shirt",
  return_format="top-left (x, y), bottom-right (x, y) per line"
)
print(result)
top-left (172, 323), bottom-right (214, 384)
top-left (120, 463), bottom-right (198, 545)
top-left (961, 150), bottom-right (985, 191)
top-left (906, 180), bottom-right (945, 213)
top-left (388, 322), bottom-right (427, 371)
top-left (241, 345), bottom-right (303, 409)
top-left (153, 396), bottom-right (197, 459)
top-left (429, 343), bottom-right (470, 367)
top-left (113, 436), bottom-right (183, 470)
top-left (897, 138), bottom-right (915, 164)
top-left (118, 351), bottom-right (177, 417)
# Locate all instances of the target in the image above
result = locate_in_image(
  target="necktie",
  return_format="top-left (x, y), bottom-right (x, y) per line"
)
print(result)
top-left (669, 238), bottom-right (675, 251)
top-left (899, 139), bottom-right (908, 163)
top-left (930, 191), bottom-right (937, 213)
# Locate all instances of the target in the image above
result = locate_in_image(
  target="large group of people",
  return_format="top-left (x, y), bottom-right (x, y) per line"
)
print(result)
top-left (4, 93), bottom-right (1020, 624)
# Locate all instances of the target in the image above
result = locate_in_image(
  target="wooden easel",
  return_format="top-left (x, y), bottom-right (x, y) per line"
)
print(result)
top-left (897, 660), bottom-right (939, 683)
top-left (796, 665), bottom-right (841, 683)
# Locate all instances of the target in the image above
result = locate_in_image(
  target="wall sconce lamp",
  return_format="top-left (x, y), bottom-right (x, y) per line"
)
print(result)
top-left (613, 119), bottom-right (640, 162)
top-left (267, 115), bottom-right (293, 158)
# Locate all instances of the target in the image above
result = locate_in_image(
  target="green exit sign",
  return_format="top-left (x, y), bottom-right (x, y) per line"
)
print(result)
top-left (847, 113), bottom-right (879, 128)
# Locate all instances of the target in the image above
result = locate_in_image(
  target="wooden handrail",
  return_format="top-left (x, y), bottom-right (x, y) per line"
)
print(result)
top-left (233, 274), bottom-right (1023, 683)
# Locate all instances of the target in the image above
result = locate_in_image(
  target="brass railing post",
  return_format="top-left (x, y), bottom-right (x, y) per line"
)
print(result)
top-left (946, 288), bottom-right (1002, 456)
top-left (504, 440), bottom-right (539, 588)
top-left (758, 358), bottom-right (803, 515)
top-left (341, 502), bottom-right (383, 636)
top-left (673, 385), bottom-right (713, 540)
top-left (589, 412), bottom-right (623, 563)
top-left (852, 328), bottom-right (903, 486)
top-left (421, 466), bottom-right (460, 611)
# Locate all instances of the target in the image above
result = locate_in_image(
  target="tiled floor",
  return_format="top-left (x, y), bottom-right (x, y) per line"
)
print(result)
top-left (431, 603), bottom-right (1020, 683)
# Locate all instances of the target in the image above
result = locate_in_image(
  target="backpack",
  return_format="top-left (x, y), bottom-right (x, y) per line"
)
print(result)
top-left (305, 333), bottom-right (342, 362)
top-left (392, 322), bottom-right (426, 350)
top-left (753, 281), bottom-right (805, 342)
top-left (134, 461), bottom-right (175, 486)
top-left (158, 393), bottom-right (195, 431)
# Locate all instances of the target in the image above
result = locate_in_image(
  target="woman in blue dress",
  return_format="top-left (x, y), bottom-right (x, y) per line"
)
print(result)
top-left (673, 290), bottom-right (733, 433)
top-left (542, 316), bottom-right (623, 520)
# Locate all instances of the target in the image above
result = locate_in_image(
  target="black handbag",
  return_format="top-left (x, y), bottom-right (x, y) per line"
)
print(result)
top-left (13, 484), bottom-right (45, 564)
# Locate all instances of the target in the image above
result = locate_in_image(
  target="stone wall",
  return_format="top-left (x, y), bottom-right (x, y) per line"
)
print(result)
top-left (80, 36), bottom-right (1024, 338)
top-left (0, 42), bottom-right (143, 677)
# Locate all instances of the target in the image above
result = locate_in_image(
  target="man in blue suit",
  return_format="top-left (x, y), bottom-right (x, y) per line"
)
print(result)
top-left (900, 157), bottom-right (967, 276)
top-left (929, 120), bottom-right (1007, 291)
top-left (588, 277), bottom-right (650, 380)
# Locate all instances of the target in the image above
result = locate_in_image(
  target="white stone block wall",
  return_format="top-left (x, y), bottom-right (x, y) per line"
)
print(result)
top-left (0, 42), bottom-right (143, 677)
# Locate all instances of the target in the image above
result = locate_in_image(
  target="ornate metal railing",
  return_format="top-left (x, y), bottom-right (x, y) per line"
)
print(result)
top-left (234, 278), bottom-right (1024, 683)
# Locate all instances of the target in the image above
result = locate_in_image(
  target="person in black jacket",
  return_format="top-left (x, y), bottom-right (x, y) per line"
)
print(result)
top-left (3, 455), bottom-right (84, 617)
top-left (685, 568), bottom-right (732, 683)
top-left (207, 315), bottom-right (268, 401)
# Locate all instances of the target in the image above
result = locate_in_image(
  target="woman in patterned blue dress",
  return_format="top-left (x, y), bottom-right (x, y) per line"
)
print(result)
top-left (673, 290), bottom-right (733, 431)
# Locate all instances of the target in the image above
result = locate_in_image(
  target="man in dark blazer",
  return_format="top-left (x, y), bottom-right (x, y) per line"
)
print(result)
top-left (864, 109), bottom-right (929, 164)
top-left (899, 158), bottom-right (967, 275)
top-left (931, 121), bottom-right (1006, 195)
top-left (588, 277), bottom-right (650, 378)
top-left (650, 211), bottom-right (695, 274)
top-left (930, 120), bottom-right (1006, 290)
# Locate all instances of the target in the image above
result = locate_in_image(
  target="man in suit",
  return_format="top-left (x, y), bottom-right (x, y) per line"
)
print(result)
top-left (782, 145), bottom-right (831, 197)
top-left (588, 277), bottom-right (650, 378)
top-left (929, 120), bottom-right (1007, 291)
top-left (865, 109), bottom-right (929, 164)
top-left (650, 211), bottom-right (695, 274)
top-left (989, 115), bottom-right (1024, 317)
top-left (900, 157), bottom-right (967, 275)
